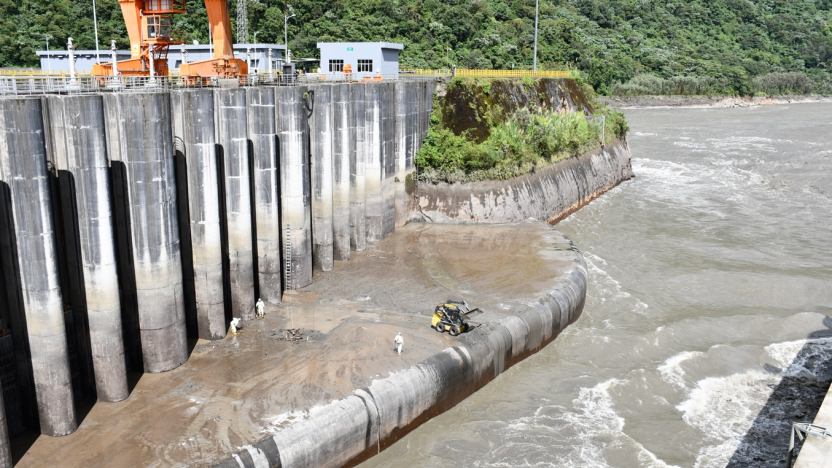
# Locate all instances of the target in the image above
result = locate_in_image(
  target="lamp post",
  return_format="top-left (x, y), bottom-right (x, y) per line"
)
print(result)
top-left (533, 0), bottom-right (539, 71)
top-left (45, 34), bottom-right (53, 74)
top-left (284, 6), bottom-right (295, 63)
top-left (93, 0), bottom-right (101, 63)
top-left (253, 31), bottom-right (258, 70)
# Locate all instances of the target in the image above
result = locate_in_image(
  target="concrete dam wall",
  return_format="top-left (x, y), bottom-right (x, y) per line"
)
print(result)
top-left (412, 139), bottom-right (635, 224)
top-left (0, 80), bottom-right (435, 459)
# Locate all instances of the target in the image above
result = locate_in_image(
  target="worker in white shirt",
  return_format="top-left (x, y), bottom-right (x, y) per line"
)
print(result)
top-left (255, 298), bottom-right (265, 318)
top-left (394, 332), bottom-right (404, 355)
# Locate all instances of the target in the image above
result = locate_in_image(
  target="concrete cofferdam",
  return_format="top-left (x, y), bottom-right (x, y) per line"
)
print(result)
top-left (0, 80), bottom-right (435, 459)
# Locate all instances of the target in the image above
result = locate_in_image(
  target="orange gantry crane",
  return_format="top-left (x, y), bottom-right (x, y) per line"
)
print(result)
top-left (92, 0), bottom-right (247, 78)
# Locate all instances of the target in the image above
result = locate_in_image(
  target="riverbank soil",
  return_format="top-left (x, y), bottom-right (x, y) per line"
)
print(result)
top-left (600, 94), bottom-right (832, 108)
top-left (14, 222), bottom-right (574, 468)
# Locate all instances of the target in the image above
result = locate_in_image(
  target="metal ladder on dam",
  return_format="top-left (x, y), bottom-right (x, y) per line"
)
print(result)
top-left (284, 224), bottom-right (292, 288)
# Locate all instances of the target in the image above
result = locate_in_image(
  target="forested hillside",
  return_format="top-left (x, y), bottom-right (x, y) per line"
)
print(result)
top-left (1, 0), bottom-right (830, 95)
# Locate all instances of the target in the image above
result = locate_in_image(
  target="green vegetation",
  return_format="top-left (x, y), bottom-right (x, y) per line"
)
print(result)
top-left (2, 0), bottom-right (830, 96)
top-left (416, 78), bottom-right (627, 183)
top-left (612, 71), bottom-right (832, 96)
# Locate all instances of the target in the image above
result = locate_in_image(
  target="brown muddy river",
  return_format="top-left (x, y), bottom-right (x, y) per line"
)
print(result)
top-left (357, 103), bottom-right (832, 468)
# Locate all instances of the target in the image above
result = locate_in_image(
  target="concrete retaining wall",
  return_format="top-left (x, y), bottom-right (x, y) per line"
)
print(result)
top-left (171, 89), bottom-right (226, 339)
top-left (0, 376), bottom-right (8, 468)
top-left (214, 227), bottom-right (586, 468)
top-left (309, 85), bottom-right (335, 273)
top-left (104, 92), bottom-right (189, 372)
top-left (276, 86), bottom-right (313, 289)
top-left (45, 95), bottom-right (129, 403)
top-left (215, 89), bottom-right (256, 320)
top-left (413, 139), bottom-right (634, 224)
top-left (349, 85), bottom-right (366, 252)
top-left (332, 84), bottom-right (351, 262)
top-left (380, 83), bottom-right (396, 238)
top-left (247, 87), bottom-right (282, 303)
top-left (0, 81), bottom-right (435, 451)
top-left (364, 83), bottom-right (383, 243)
top-left (0, 98), bottom-right (77, 436)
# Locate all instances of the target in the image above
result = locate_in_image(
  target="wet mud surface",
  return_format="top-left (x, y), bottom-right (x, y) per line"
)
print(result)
top-left (16, 221), bottom-right (574, 468)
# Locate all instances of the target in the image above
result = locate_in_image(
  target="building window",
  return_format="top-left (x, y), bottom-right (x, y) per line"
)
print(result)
top-left (328, 59), bottom-right (344, 72)
top-left (146, 16), bottom-right (171, 39)
top-left (146, 0), bottom-right (184, 11)
top-left (147, 0), bottom-right (170, 11)
top-left (358, 59), bottom-right (373, 72)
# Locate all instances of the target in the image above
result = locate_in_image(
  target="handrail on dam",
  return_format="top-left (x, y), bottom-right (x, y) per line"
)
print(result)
top-left (401, 68), bottom-right (580, 79)
top-left (0, 72), bottom-right (437, 96)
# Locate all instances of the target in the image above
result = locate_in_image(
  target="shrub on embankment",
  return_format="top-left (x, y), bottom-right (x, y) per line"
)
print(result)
top-left (416, 77), bottom-right (628, 184)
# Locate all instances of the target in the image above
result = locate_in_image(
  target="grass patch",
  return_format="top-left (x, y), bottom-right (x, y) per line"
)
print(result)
top-left (417, 104), bottom-right (627, 184)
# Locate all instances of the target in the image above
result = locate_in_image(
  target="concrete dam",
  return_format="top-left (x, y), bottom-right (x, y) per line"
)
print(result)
top-left (0, 79), bottom-right (435, 463)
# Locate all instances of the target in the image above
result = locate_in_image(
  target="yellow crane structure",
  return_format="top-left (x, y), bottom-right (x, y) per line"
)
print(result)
top-left (92, 0), bottom-right (248, 78)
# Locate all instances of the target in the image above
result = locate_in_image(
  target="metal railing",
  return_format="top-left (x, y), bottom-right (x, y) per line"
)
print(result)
top-left (295, 72), bottom-right (435, 83)
top-left (401, 68), bottom-right (580, 79)
top-left (0, 71), bottom-right (442, 96)
top-left (0, 67), bottom-right (577, 96)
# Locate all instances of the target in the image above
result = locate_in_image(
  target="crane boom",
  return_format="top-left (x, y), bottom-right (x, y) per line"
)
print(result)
top-left (179, 0), bottom-right (247, 78)
top-left (93, 0), bottom-right (247, 79)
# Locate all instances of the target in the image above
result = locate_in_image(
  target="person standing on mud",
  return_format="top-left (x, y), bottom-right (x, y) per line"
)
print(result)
top-left (256, 298), bottom-right (265, 319)
top-left (394, 332), bottom-right (404, 355)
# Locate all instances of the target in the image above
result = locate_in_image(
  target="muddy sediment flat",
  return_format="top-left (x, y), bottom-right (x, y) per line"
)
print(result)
top-left (16, 221), bottom-right (574, 468)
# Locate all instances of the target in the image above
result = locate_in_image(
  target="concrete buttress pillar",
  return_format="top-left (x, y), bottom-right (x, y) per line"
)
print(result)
top-left (171, 89), bottom-right (226, 339)
top-left (415, 82), bottom-right (424, 153)
top-left (275, 87), bottom-right (312, 289)
top-left (0, 98), bottom-right (77, 436)
top-left (215, 89), bottom-right (255, 320)
top-left (364, 83), bottom-right (383, 242)
top-left (381, 83), bottom-right (396, 238)
top-left (332, 83), bottom-right (351, 261)
top-left (45, 95), bottom-right (129, 403)
top-left (0, 375), bottom-right (9, 467)
top-left (394, 82), bottom-right (408, 227)
top-left (246, 87), bottom-right (282, 303)
top-left (406, 81), bottom-right (417, 175)
top-left (424, 82), bottom-right (436, 149)
top-left (103, 92), bottom-right (188, 372)
top-left (349, 84), bottom-right (366, 252)
top-left (308, 85), bottom-right (334, 272)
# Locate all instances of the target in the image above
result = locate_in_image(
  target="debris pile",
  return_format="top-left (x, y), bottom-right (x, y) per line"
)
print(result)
top-left (271, 328), bottom-right (324, 342)
top-left (276, 329), bottom-right (305, 342)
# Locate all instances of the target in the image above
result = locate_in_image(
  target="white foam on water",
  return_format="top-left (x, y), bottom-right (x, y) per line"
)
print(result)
top-left (673, 141), bottom-right (707, 149)
top-left (677, 336), bottom-right (832, 468)
top-left (765, 336), bottom-right (832, 377)
top-left (680, 370), bottom-right (775, 468)
top-left (556, 379), bottom-right (624, 467)
top-left (658, 351), bottom-right (705, 389)
top-left (584, 252), bottom-right (650, 315)
top-left (555, 379), bottom-right (679, 468)
top-left (707, 136), bottom-right (777, 153)
top-left (634, 156), bottom-right (780, 222)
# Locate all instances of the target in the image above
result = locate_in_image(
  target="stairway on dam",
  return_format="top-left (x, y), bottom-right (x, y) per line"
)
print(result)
top-left (0, 79), bottom-right (435, 465)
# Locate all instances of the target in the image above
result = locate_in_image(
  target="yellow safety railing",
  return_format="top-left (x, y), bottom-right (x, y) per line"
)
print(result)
top-left (401, 68), bottom-right (580, 79)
